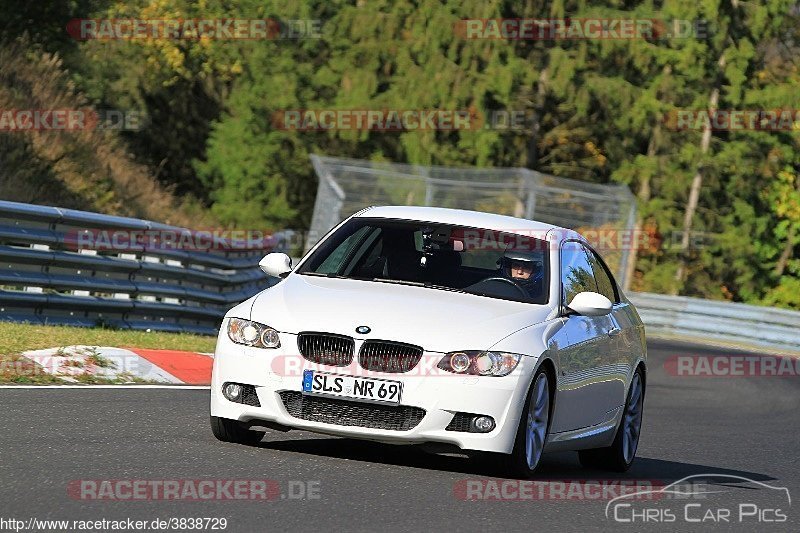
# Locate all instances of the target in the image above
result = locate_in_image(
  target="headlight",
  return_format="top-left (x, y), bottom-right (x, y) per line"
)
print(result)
top-left (437, 351), bottom-right (522, 377)
top-left (227, 318), bottom-right (281, 349)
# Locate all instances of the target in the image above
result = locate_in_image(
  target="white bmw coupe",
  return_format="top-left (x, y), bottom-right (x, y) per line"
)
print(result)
top-left (210, 206), bottom-right (647, 476)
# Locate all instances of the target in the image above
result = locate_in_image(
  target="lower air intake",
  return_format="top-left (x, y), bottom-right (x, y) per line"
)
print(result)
top-left (278, 391), bottom-right (425, 431)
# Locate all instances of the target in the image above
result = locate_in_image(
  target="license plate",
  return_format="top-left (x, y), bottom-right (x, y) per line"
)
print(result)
top-left (302, 370), bottom-right (402, 404)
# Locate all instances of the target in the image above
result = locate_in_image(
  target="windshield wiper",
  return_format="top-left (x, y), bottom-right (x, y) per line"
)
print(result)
top-left (299, 271), bottom-right (348, 279)
top-left (372, 277), bottom-right (423, 286)
top-left (371, 278), bottom-right (464, 293)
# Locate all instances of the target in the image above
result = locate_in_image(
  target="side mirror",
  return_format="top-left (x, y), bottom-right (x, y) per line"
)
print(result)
top-left (259, 253), bottom-right (293, 278)
top-left (567, 291), bottom-right (612, 316)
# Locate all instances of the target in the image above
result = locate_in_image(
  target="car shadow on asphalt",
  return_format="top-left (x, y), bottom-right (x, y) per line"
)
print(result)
top-left (253, 437), bottom-right (775, 483)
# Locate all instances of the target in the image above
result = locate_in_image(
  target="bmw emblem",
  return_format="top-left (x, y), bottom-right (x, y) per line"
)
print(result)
top-left (356, 326), bottom-right (371, 334)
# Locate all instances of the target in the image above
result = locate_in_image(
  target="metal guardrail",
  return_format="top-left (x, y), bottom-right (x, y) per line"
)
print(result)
top-left (628, 292), bottom-right (800, 351)
top-left (2, 200), bottom-right (798, 347)
top-left (0, 200), bottom-right (278, 335)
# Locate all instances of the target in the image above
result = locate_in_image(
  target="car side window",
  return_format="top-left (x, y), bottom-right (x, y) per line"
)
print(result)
top-left (586, 247), bottom-right (619, 303)
top-left (560, 241), bottom-right (598, 306)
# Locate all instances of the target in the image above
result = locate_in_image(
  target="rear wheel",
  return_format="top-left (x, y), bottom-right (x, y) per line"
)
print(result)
top-left (210, 415), bottom-right (265, 445)
top-left (578, 368), bottom-right (644, 472)
top-left (508, 368), bottom-right (551, 478)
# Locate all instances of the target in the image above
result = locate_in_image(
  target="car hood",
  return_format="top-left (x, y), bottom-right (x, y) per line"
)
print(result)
top-left (248, 274), bottom-right (553, 352)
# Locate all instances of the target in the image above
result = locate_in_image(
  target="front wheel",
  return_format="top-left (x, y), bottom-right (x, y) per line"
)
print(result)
top-left (508, 368), bottom-right (551, 478)
top-left (210, 415), bottom-right (265, 445)
top-left (578, 368), bottom-right (644, 472)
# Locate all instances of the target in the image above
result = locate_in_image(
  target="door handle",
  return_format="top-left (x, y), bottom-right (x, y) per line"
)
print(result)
top-left (607, 327), bottom-right (621, 337)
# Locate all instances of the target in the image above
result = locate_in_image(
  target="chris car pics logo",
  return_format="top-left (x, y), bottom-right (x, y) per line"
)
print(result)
top-left (605, 475), bottom-right (790, 524)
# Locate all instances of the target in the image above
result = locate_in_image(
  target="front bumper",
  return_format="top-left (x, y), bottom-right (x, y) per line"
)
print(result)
top-left (210, 329), bottom-right (539, 454)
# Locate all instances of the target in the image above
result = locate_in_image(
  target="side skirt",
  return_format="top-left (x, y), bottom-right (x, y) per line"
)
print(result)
top-left (543, 406), bottom-right (622, 452)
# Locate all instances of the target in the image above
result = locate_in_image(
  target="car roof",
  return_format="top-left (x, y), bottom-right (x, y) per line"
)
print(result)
top-left (354, 206), bottom-right (569, 238)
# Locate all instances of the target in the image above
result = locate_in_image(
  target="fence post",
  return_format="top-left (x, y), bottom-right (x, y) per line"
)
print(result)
top-left (524, 171), bottom-right (538, 219)
top-left (619, 200), bottom-right (638, 291)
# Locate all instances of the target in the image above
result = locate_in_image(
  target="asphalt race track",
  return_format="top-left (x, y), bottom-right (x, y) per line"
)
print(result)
top-left (1, 339), bottom-right (797, 532)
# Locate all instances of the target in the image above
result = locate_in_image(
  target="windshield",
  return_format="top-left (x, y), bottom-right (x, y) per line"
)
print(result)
top-left (297, 218), bottom-right (550, 304)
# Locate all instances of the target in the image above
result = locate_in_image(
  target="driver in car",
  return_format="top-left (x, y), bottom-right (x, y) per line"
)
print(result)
top-left (499, 250), bottom-right (544, 300)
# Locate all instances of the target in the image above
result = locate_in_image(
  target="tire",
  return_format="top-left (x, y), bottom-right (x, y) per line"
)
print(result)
top-left (507, 367), bottom-right (552, 478)
top-left (578, 367), bottom-right (644, 472)
top-left (210, 415), bottom-right (265, 445)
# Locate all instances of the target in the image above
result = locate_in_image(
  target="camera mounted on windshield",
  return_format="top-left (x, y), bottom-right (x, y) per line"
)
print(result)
top-left (420, 226), bottom-right (463, 268)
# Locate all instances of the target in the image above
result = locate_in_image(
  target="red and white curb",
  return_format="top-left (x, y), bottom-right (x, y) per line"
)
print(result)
top-left (20, 346), bottom-right (213, 385)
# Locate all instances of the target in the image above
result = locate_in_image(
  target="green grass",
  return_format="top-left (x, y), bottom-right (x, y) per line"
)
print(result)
top-left (0, 322), bottom-right (216, 384)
